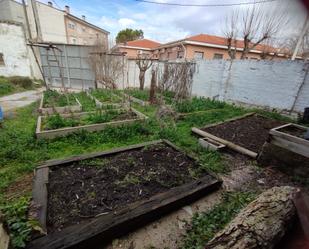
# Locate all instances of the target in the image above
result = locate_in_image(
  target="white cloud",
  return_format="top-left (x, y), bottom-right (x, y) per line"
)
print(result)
top-left (96, 0), bottom-right (307, 43)
top-left (118, 18), bottom-right (136, 27)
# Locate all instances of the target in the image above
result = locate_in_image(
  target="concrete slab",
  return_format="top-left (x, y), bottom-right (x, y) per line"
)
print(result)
top-left (0, 88), bottom-right (44, 114)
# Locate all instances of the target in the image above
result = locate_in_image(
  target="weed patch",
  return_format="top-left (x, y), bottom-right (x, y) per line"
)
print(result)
top-left (181, 191), bottom-right (257, 249)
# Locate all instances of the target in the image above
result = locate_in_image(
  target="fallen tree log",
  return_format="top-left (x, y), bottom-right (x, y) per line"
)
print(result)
top-left (205, 186), bottom-right (297, 249)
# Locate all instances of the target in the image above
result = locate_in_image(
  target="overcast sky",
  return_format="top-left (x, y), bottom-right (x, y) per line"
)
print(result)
top-left (41, 0), bottom-right (307, 43)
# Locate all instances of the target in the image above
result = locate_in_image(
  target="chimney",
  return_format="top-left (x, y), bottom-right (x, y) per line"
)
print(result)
top-left (64, 5), bottom-right (70, 14)
top-left (82, 15), bottom-right (86, 21)
top-left (48, 1), bottom-right (53, 7)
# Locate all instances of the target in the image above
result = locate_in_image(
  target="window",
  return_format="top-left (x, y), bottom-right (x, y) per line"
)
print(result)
top-left (168, 52), bottom-right (173, 59)
top-left (68, 22), bottom-right (75, 29)
top-left (194, 51), bottom-right (204, 60)
top-left (177, 51), bottom-right (184, 59)
top-left (213, 53), bottom-right (223, 59)
top-left (0, 53), bottom-right (4, 66)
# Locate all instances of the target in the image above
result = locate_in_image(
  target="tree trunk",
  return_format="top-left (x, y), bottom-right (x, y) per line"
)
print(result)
top-left (139, 70), bottom-right (146, 90)
top-left (149, 69), bottom-right (157, 104)
top-left (206, 186), bottom-right (297, 249)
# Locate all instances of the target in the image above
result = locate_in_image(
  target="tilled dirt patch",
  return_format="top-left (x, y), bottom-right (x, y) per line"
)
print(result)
top-left (47, 144), bottom-right (212, 232)
top-left (203, 115), bottom-right (285, 153)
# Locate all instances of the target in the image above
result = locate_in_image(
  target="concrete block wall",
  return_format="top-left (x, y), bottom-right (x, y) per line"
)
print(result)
top-left (191, 60), bottom-right (309, 113)
top-left (0, 22), bottom-right (32, 77)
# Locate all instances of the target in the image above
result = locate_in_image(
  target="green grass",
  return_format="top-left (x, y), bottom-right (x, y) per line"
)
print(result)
top-left (43, 90), bottom-right (77, 107)
top-left (0, 96), bottom-right (294, 248)
top-left (126, 88), bottom-right (150, 101)
top-left (43, 109), bottom-right (133, 130)
top-left (181, 191), bottom-right (257, 249)
top-left (74, 92), bottom-right (96, 111)
top-left (175, 97), bottom-right (228, 113)
top-left (0, 76), bottom-right (35, 97)
top-left (91, 89), bottom-right (121, 103)
top-left (126, 88), bottom-right (175, 104)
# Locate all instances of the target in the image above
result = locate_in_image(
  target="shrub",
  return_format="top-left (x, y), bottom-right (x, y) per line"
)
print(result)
top-left (9, 76), bottom-right (33, 89)
top-left (0, 76), bottom-right (14, 96)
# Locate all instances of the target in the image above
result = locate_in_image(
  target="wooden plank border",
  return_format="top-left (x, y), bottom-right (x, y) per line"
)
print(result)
top-left (31, 167), bottom-right (49, 233)
top-left (27, 140), bottom-right (221, 249)
top-left (191, 112), bottom-right (258, 158)
top-left (39, 93), bottom-right (82, 115)
top-left (36, 107), bottom-right (148, 139)
top-left (86, 91), bottom-right (122, 109)
top-left (121, 92), bottom-right (150, 106)
top-left (269, 123), bottom-right (309, 158)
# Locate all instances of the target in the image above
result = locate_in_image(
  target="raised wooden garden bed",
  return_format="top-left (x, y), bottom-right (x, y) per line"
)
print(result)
top-left (192, 113), bottom-right (286, 158)
top-left (269, 123), bottom-right (309, 158)
top-left (27, 140), bottom-right (221, 249)
top-left (39, 92), bottom-right (82, 115)
top-left (36, 108), bottom-right (148, 139)
top-left (121, 92), bottom-right (150, 106)
top-left (86, 91), bottom-right (122, 109)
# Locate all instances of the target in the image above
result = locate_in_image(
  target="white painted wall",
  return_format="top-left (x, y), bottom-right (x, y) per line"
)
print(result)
top-left (0, 22), bottom-right (32, 77)
top-left (191, 60), bottom-right (309, 113)
top-left (124, 59), bottom-right (309, 114)
top-left (26, 1), bottom-right (67, 43)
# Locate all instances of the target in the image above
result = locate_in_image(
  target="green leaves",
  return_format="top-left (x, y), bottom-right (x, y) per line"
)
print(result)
top-left (0, 197), bottom-right (38, 248)
top-left (115, 28), bottom-right (144, 44)
top-left (181, 192), bottom-right (256, 249)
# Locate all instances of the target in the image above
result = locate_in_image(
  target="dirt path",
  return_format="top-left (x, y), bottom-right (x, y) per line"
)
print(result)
top-left (0, 88), bottom-right (44, 114)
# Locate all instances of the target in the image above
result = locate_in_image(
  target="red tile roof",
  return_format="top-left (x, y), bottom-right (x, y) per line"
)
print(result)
top-left (186, 34), bottom-right (277, 52)
top-left (124, 39), bottom-right (161, 49)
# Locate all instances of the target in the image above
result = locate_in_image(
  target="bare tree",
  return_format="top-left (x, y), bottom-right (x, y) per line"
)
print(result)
top-left (136, 54), bottom-right (153, 90)
top-left (89, 41), bottom-right (125, 89)
top-left (149, 65), bottom-right (157, 104)
top-left (157, 61), bottom-right (196, 102)
top-left (224, 6), bottom-right (287, 59)
top-left (283, 27), bottom-right (309, 59)
top-left (224, 11), bottom-right (239, 59)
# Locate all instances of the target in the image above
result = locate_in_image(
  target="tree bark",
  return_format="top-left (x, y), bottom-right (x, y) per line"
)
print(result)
top-left (149, 69), bottom-right (157, 104)
top-left (139, 70), bottom-right (146, 90)
top-left (205, 186), bottom-right (297, 249)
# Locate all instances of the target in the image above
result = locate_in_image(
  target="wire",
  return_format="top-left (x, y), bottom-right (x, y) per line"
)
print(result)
top-left (135, 0), bottom-right (277, 7)
top-left (51, 0), bottom-right (62, 9)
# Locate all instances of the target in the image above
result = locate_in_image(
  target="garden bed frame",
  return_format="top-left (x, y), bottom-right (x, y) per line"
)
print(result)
top-left (39, 93), bottom-right (82, 115)
top-left (27, 139), bottom-right (221, 249)
top-left (269, 123), bottom-right (309, 158)
top-left (121, 92), bottom-right (150, 106)
top-left (86, 91), bottom-right (122, 109)
top-left (36, 107), bottom-right (148, 139)
top-left (192, 112), bottom-right (258, 158)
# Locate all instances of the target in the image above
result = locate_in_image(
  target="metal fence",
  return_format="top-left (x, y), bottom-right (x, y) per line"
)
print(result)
top-left (39, 44), bottom-right (95, 90)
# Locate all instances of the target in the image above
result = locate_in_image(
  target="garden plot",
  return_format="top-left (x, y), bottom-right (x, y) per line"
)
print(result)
top-left (90, 89), bottom-right (123, 109)
top-left (39, 90), bottom-right (81, 115)
top-left (28, 140), bottom-right (221, 249)
top-left (36, 108), bottom-right (148, 139)
top-left (192, 113), bottom-right (286, 158)
top-left (73, 92), bottom-right (97, 112)
top-left (122, 89), bottom-right (175, 106)
top-left (175, 97), bottom-right (228, 118)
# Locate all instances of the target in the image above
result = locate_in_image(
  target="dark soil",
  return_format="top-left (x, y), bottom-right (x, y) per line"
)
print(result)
top-left (47, 143), bottom-right (210, 232)
top-left (279, 125), bottom-right (308, 139)
top-left (203, 115), bottom-right (285, 153)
